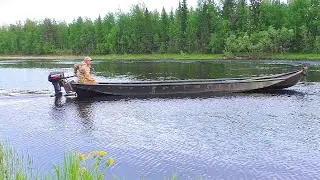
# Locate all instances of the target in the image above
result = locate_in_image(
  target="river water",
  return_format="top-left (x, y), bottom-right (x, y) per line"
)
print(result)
top-left (0, 59), bottom-right (319, 179)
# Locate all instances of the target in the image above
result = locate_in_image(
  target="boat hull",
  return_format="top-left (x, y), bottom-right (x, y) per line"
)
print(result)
top-left (71, 67), bottom-right (307, 98)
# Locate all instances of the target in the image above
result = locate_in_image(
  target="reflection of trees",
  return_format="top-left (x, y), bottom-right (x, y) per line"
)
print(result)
top-left (5, 59), bottom-right (319, 82)
top-left (94, 60), bottom-right (307, 81)
top-left (0, 60), bottom-right (78, 69)
top-left (305, 67), bottom-right (320, 82)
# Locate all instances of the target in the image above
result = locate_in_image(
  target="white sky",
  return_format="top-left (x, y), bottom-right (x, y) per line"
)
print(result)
top-left (0, 0), bottom-right (198, 25)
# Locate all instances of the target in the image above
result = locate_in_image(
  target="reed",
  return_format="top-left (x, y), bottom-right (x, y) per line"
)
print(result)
top-left (0, 141), bottom-right (33, 180)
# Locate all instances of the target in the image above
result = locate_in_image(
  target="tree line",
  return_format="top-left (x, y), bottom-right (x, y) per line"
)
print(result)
top-left (0, 0), bottom-right (319, 55)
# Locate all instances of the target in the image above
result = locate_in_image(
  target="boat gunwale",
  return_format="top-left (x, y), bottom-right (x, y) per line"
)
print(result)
top-left (71, 69), bottom-right (303, 87)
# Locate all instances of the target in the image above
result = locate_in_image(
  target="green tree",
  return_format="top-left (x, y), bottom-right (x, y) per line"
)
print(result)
top-left (286, 0), bottom-right (311, 51)
top-left (185, 7), bottom-right (199, 53)
top-left (234, 0), bottom-right (251, 33)
top-left (42, 18), bottom-right (58, 54)
top-left (102, 13), bottom-right (117, 54)
top-left (179, 0), bottom-right (188, 52)
top-left (159, 8), bottom-right (170, 53)
top-left (57, 21), bottom-right (70, 52)
top-left (141, 8), bottom-right (153, 53)
top-left (167, 10), bottom-right (180, 53)
top-left (250, 0), bottom-right (262, 30)
top-left (95, 15), bottom-right (104, 54)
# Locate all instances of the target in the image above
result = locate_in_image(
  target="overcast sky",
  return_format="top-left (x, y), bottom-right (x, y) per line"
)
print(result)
top-left (0, 0), bottom-right (199, 25)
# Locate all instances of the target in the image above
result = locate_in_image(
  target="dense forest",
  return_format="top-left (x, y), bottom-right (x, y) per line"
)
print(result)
top-left (0, 0), bottom-right (319, 55)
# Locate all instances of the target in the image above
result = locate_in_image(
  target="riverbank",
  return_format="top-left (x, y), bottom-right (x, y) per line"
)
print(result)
top-left (0, 53), bottom-right (319, 60)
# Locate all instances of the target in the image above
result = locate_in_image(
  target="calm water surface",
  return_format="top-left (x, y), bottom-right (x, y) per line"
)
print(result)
top-left (0, 59), bottom-right (319, 179)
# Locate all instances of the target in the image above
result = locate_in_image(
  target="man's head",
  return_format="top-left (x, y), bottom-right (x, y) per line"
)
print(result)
top-left (83, 56), bottom-right (93, 65)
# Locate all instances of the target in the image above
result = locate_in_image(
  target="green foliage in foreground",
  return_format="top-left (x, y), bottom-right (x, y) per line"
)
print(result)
top-left (0, 141), bottom-right (115, 180)
top-left (0, 141), bottom-right (32, 180)
top-left (0, 141), bottom-right (182, 180)
top-left (50, 151), bottom-right (114, 180)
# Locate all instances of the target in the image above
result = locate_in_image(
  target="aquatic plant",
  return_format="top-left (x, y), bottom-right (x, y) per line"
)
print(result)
top-left (52, 150), bottom-right (114, 180)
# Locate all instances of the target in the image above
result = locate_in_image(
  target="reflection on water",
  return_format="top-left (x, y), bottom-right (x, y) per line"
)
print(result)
top-left (73, 100), bottom-right (96, 132)
top-left (1, 59), bottom-right (320, 83)
top-left (74, 101), bottom-right (93, 120)
top-left (0, 59), bottom-right (319, 179)
top-left (54, 95), bottom-right (96, 132)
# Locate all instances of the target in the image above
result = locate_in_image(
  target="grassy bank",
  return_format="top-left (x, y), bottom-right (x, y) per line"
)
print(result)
top-left (0, 53), bottom-right (319, 61)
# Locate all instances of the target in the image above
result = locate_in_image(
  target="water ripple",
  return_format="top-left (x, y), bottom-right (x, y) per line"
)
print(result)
top-left (0, 60), bottom-right (320, 179)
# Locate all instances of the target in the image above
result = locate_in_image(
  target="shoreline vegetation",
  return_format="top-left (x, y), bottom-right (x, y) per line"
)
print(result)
top-left (0, 53), bottom-right (319, 60)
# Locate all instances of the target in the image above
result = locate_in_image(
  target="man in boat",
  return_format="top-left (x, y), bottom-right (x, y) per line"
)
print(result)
top-left (74, 56), bottom-right (97, 84)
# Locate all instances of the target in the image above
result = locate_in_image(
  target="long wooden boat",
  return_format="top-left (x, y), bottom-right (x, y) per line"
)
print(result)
top-left (70, 66), bottom-right (307, 98)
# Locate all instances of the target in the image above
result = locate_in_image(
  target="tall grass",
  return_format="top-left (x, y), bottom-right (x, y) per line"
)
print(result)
top-left (0, 140), bottom-right (180, 180)
top-left (0, 141), bottom-right (33, 180)
top-left (0, 140), bottom-right (114, 180)
top-left (50, 151), bottom-right (112, 180)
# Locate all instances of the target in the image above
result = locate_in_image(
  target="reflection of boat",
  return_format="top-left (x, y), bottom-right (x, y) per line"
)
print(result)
top-left (69, 66), bottom-right (307, 98)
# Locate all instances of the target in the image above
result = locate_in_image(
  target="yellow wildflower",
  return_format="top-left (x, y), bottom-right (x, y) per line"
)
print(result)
top-left (99, 151), bottom-right (107, 157)
top-left (88, 150), bottom-right (107, 158)
top-left (88, 151), bottom-right (99, 158)
top-left (106, 157), bottom-right (115, 167)
top-left (77, 153), bottom-right (86, 161)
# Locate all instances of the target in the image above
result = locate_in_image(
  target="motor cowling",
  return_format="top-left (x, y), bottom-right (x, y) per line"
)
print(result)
top-left (48, 72), bottom-right (65, 82)
top-left (48, 71), bottom-right (74, 96)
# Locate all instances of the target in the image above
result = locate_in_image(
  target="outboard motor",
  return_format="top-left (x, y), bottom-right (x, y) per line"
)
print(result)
top-left (48, 72), bottom-right (74, 96)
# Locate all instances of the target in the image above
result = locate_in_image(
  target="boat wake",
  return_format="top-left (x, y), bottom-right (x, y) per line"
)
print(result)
top-left (0, 88), bottom-right (52, 97)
